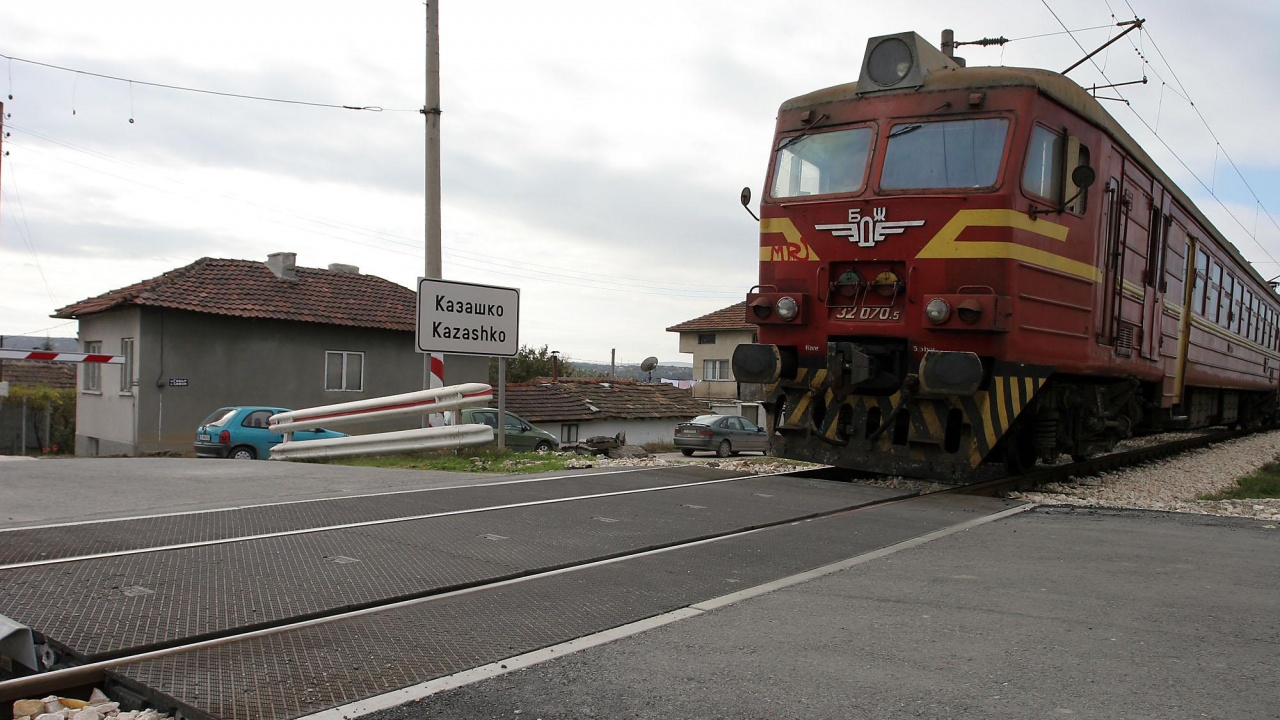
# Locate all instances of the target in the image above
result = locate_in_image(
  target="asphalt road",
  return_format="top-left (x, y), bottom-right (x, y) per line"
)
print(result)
top-left (359, 508), bottom-right (1279, 720)
top-left (2, 457), bottom-right (1276, 719)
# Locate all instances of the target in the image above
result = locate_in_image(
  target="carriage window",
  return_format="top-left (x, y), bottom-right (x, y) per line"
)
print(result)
top-left (1022, 125), bottom-right (1063, 201)
top-left (1191, 248), bottom-right (1208, 315)
top-left (770, 126), bottom-right (873, 198)
top-left (1219, 274), bottom-right (1234, 329)
top-left (881, 118), bottom-right (1009, 190)
top-left (1209, 261), bottom-right (1223, 323)
top-left (1232, 280), bottom-right (1244, 334)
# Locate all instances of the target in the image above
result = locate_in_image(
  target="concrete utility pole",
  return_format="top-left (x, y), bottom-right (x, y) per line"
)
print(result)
top-left (422, 2), bottom-right (449, 427)
top-left (423, 4), bottom-right (442, 280)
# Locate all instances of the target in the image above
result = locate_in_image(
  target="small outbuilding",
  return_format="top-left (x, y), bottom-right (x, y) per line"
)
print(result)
top-left (497, 378), bottom-right (709, 446)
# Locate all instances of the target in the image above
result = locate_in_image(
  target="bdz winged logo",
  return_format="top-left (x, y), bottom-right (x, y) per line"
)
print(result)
top-left (816, 207), bottom-right (925, 248)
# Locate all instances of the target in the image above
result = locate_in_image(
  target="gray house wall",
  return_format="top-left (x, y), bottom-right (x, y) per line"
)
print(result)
top-left (75, 307), bottom-right (432, 455)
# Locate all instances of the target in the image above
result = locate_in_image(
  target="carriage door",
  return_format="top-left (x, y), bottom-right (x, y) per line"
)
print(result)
top-left (1141, 189), bottom-right (1169, 361)
top-left (1098, 176), bottom-right (1125, 346)
top-left (1113, 166), bottom-right (1155, 359)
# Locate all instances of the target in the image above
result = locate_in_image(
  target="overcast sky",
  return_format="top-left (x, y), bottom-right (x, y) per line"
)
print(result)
top-left (2, 0), bottom-right (1277, 365)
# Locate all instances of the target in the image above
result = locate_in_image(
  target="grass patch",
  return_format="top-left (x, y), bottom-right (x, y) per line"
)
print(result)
top-left (1198, 461), bottom-right (1280, 500)
top-left (324, 447), bottom-right (572, 474)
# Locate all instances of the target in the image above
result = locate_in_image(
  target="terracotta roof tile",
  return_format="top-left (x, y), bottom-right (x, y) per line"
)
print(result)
top-left (496, 378), bottom-right (708, 423)
top-left (665, 301), bottom-right (753, 333)
top-left (1, 361), bottom-right (77, 389)
top-left (53, 257), bottom-right (416, 331)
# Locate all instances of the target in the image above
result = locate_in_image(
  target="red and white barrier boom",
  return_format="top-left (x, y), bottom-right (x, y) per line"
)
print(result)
top-left (0, 350), bottom-right (125, 364)
top-left (267, 382), bottom-right (495, 460)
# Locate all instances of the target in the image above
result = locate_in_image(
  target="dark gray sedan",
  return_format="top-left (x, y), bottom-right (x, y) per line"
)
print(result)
top-left (673, 414), bottom-right (770, 457)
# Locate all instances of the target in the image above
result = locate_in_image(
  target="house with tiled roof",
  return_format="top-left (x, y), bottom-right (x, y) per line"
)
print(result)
top-left (496, 378), bottom-right (709, 445)
top-left (52, 252), bottom-right (453, 456)
top-left (665, 302), bottom-right (759, 402)
top-left (0, 360), bottom-right (76, 455)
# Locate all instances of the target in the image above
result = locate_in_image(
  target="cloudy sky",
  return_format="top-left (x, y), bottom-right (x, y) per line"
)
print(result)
top-left (2, 0), bottom-right (1277, 365)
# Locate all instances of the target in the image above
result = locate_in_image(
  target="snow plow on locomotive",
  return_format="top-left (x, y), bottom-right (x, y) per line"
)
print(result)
top-left (732, 31), bottom-right (1280, 480)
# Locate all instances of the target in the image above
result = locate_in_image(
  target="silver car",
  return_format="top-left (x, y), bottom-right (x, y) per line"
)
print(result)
top-left (673, 414), bottom-right (770, 457)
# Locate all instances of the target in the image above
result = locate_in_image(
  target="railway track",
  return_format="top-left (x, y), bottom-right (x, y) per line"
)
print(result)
top-left (2, 432), bottom-right (1240, 718)
top-left (0, 465), bottom-right (947, 714)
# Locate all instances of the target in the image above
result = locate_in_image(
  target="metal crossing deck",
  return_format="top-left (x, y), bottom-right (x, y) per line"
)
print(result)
top-left (0, 466), bottom-right (1022, 719)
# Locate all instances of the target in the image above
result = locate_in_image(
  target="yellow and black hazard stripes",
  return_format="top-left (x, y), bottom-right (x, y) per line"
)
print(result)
top-left (770, 361), bottom-right (1052, 475)
top-left (773, 366), bottom-right (828, 431)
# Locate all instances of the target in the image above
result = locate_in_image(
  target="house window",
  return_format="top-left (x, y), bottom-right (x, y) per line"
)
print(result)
top-left (120, 338), bottom-right (135, 393)
top-left (704, 359), bottom-right (730, 380)
top-left (698, 333), bottom-right (716, 345)
top-left (561, 424), bottom-right (579, 444)
top-left (325, 351), bottom-right (364, 391)
top-left (83, 341), bottom-right (102, 392)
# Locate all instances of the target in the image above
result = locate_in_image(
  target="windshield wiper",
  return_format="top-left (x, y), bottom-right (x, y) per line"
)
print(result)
top-left (888, 123), bottom-right (922, 138)
top-left (776, 113), bottom-right (829, 152)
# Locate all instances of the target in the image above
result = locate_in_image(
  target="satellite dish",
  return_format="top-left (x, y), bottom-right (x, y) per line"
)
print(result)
top-left (640, 356), bottom-right (658, 383)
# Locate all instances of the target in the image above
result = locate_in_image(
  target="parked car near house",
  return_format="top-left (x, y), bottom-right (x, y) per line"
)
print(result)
top-left (457, 407), bottom-right (559, 452)
top-left (673, 414), bottom-right (769, 457)
top-left (194, 406), bottom-right (347, 460)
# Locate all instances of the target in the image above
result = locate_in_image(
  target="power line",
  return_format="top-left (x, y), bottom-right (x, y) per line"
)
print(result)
top-left (0, 51), bottom-right (417, 112)
top-left (1033, 2), bottom-right (1280, 268)
top-left (4, 122), bottom-right (749, 300)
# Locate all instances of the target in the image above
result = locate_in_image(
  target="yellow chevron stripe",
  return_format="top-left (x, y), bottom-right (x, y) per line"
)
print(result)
top-left (760, 217), bottom-right (821, 262)
top-left (916, 209), bottom-right (1100, 283)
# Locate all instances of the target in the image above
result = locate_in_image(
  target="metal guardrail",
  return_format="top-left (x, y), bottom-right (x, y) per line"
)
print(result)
top-left (268, 383), bottom-right (496, 460)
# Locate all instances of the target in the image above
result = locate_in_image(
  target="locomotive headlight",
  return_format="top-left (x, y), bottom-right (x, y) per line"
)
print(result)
top-left (776, 296), bottom-right (800, 321)
top-left (871, 270), bottom-right (902, 297)
top-left (867, 37), bottom-right (914, 87)
top-left (924, 297), bottom-right (951, 325)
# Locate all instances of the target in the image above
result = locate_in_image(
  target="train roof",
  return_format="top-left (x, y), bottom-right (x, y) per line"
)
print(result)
top-left (779, 48), bottom-right (1270, 294)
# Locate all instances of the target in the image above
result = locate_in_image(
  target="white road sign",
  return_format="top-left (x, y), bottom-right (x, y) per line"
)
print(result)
top-left (416, 278), bottom-right (520, 357)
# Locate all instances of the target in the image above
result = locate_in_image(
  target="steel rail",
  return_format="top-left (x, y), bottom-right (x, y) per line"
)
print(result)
top-left (0, 468), bottom-right (908, 704)
top-left (0, 469), bottom-right (791, 571)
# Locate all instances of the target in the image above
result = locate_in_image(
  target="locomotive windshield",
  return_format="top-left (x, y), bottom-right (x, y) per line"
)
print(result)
top-left (880, 117), bottom-right (1008, 189)
top-left (770, 126), bottom-right (873, 198)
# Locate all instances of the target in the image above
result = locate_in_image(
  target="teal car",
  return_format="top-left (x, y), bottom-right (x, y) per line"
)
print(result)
top-left (194, 406), bottom-right (346, 460)
top-left (458, 408), bottom-right (559, 452)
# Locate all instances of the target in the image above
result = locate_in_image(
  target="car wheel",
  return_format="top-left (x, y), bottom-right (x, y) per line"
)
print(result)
top-left (229, 446), bottom-right (256, 460)
top-left (534, 440), bottom-right (553, 453)
top-left (715, 440), bottom-right (731, 458)
top-left (680, 448), bottom-right (694, 457)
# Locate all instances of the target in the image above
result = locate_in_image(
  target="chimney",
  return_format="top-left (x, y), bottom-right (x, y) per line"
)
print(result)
top-left (328, 263), bottom-right (360, 274)
top-left (266, 252), bottom-right (297, 280)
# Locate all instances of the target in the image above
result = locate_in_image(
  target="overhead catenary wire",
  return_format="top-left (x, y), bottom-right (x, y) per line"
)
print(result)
top-left (3, 123), bottom-right (747, 301)
top-left (1033, 0), bottom-right (1280, 270)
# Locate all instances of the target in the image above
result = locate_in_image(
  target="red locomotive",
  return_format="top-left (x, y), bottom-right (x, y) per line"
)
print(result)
top-left (733, 31), bottom-right (1280, 479)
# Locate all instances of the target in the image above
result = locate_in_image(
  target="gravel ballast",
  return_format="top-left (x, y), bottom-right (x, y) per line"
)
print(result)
top-left (587, 431), bottom-right (1280, 523)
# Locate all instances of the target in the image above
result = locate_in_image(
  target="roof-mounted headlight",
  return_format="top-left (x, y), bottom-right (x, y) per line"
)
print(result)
top-left (867, 38), bottom-right (914, 86)
top-left (856, 32), bottom-right (959, 95)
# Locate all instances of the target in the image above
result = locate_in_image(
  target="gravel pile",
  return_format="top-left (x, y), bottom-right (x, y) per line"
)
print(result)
top-left (580, 433), bottom-right (1280, 522)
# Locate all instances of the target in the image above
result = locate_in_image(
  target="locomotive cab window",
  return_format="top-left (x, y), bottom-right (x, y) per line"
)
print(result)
top-left (880, 118), bottom-right (1008, 190)
top-left (1022, 125), bottom-right (1063, 201)
top-left (770, 126), bottom-right (873, 199)
top-left (1022, 126), bottom-right (1090, 214)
